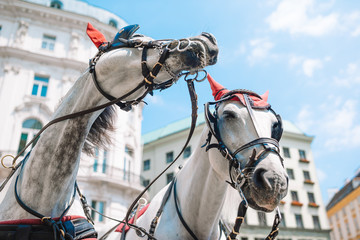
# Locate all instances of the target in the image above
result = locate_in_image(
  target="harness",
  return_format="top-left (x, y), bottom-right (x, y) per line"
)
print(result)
top-left (0, 24), bottom-right (206, 240)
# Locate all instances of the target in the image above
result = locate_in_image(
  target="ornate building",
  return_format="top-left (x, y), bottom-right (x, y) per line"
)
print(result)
top-left (141, 113), bottom-right (331, 240)
top-left (0, 0), bottom-right (144, 235)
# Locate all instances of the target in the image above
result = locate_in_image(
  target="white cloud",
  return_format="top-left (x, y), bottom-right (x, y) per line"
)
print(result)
top-left (296, 98), bottom-right (360, 151)
top-left (266, 0), bottom-right (339, 36)
top-left (351, 27), bottom-right (360, 37)
top-left (247, 38), bottom-right (274, 65)
top-left (333, 63), bottom-right (360, 87)
top-left (302, 58), bottom-right (323, 77)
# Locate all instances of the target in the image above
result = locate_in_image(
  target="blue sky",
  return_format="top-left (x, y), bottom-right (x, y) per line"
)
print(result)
top-left (82, 0), bottom-right (360, 203)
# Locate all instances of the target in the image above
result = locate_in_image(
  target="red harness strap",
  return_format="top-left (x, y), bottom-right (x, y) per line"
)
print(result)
top-left (0, 215), bottom-right (97, 240)
top-left (116, 204), bottom-right (150, 233)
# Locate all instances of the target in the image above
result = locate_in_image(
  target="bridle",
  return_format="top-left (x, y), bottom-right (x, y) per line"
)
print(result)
top-left (203, 89), bottom-right (284, 189)
top-left (200, 90), bottom-right (284, 240)
top-left (89, 24), bottom-right (204, 112)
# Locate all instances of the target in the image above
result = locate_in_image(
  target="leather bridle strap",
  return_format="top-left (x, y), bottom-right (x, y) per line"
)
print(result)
top-left (13, 153), bottom-right (77, 240)
top-left (173, 179), bottom-right (198, 240)
top-left (119, 78), bottom-right (199, 240)
top-left (0, 71), bottom-right (150, 193)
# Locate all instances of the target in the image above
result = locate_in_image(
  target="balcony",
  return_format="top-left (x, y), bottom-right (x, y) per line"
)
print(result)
top-left (78, 164), bottom-right (145, 191)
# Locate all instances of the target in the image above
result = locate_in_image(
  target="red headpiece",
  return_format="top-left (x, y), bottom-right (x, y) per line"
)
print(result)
top-left (86, 23), bottom-right (107, 48)
top-left (207, 74), bottom-right (270, 108)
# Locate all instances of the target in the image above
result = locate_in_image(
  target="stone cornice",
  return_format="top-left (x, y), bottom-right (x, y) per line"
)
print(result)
top-left (0, 46), bottom-right (87, 71)
top-left (0, 0), bottom-right (119, 38)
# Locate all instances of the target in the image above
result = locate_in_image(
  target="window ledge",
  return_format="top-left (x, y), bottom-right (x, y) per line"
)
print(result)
top-left (291, 201), bottom-right (303, 207)
top-left (308, 202), bottom-right (320, 208)
top-left (299, 158), bottom-right (310, 163)
top-left (304, 180), bottom-right (315, 185)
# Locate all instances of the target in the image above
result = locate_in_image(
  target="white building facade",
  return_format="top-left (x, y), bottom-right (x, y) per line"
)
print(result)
top-left (0, 0), bottom-right (144, 235)
top-left (141, 112), bottom-right (331, 240)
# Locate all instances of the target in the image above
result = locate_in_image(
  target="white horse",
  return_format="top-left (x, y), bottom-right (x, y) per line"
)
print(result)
top-left (112, 75), bottom-right (288, 240)
top-left (0, 23), bottom-right (218, 238)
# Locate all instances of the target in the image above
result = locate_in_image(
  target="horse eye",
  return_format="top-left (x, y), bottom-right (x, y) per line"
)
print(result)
top-left (223, 111), bottom-right (236, 119)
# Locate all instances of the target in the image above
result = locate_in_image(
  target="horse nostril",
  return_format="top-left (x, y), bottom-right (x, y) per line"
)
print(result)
top-left (253, 168), bottom-right (272, 190)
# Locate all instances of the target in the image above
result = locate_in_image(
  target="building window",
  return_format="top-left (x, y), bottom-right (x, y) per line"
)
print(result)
top-left (303, 170), bottom-right (311, 181)
top-left (109, 19), bottom-right (118, 28)
top-left (166, 151), bottom-right (173, 163)
top-left (143, 159), bottom-right (150, 171)
top-left (286, 168), bottom-right (295, 180)
top-left (299, 149), bottom-right (306, 159)
top-left (312, 215), bottom-right (321, 229)
top-left (102, 150), bottom-right (107, 173)
top-left (183, 146), bottom-right (191, 158)
top-left (283, 147), bottom-right (291, 158)
top-left (93, 148), bottom-right (99, 172)
top-left (295, 214), bottom-right (304, 228)
top-left (41, 34), bottom-right (56, 51)
top-left (257, 212), bottom-right (267, 226)
top-left (32, 75), bottom-right (49, 97)
top-left (142, 179), bottom-right (150, 187)
top-left (17, 118), bottom-right (43, 155)
top-left (91, 200), bottom-right (105, 222)
top-left (291, 191), bottom-right (299, 202)
top-left (0, 25), bottom-right (2, 35)
top-left (307, 192), bottom-right (316, 203)
top-left (50, 0), bottom-right (63, 9)
top-left (166, 172), bottom-right (174, 184)
top-left (279, 212), bottom-right (286, 227)
top-left (125, 145), bottom-right (134, 157)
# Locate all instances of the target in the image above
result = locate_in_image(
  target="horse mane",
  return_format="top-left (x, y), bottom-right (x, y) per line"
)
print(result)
top-left (83, 105), bottom-right (117, 155)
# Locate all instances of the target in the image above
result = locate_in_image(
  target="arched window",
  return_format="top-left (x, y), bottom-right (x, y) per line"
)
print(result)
top-left (108, 19), bottom-right (118, 28)
top-left (18, 118), bottom-right (43, 155)
top-left (50, 0), bottom-right (63, 9)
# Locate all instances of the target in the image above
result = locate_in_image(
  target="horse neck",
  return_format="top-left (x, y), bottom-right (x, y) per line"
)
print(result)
top-left (0, 71), bottom-right (106, 220)
top-left (175, 127), bottom-right (228, 238)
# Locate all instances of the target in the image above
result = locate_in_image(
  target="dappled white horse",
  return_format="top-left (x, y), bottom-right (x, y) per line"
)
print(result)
top-left (0, 23), bottom-right (218, 239)
top-left (114, 75), bottom-right (288, 240)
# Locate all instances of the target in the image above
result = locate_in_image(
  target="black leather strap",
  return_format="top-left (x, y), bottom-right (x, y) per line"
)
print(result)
top-left (173, 179), bottom-right (198, 240)
top-left (148, 179), bottom-right (175, 237)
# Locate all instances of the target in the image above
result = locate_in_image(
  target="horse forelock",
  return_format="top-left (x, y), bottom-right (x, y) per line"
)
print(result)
top-left (83, 105), bottom-right (117, 155)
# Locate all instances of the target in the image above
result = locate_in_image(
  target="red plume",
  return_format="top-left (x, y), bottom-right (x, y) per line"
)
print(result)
top-left (207, 74), bottom-right (229, 101)
top-left (86, 23), bottom-right (107, 48)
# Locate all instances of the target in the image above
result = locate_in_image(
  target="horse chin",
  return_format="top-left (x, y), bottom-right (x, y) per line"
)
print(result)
top-left (242, 186), bottom-right (282, 212)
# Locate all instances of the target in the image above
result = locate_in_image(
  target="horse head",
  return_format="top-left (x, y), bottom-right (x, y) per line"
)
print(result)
top-left (86, 23), bottom-right (218, 100)
top-left (205, 75), bottom-right (288, 212)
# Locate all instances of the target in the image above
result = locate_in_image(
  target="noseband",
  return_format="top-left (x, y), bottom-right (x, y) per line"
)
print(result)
top-left (202, 89), bottom-right (284, 240)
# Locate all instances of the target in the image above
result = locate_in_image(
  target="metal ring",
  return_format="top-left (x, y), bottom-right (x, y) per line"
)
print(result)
top-left (194, 69), bottom-right (207, 82)
top-left (166, 39), bottom-right (180, 52)
top-left (184, 71), bottom-right (198, 81)
top-left (1, 155), bottom-right (15, 169)
top-left (177, 39), bottom-right (191, 52)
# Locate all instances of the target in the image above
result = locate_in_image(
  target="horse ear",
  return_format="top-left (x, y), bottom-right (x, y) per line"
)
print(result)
top-left (207, 74), bottom-right (228, 101)
top-left (261, 90), bottom-right (269, 102)
top-left (86, 23), bottom-right (107, 48)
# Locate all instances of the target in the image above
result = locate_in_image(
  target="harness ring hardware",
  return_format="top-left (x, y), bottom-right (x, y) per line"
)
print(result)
top-left (1, 155), bottom-right (16, 169)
